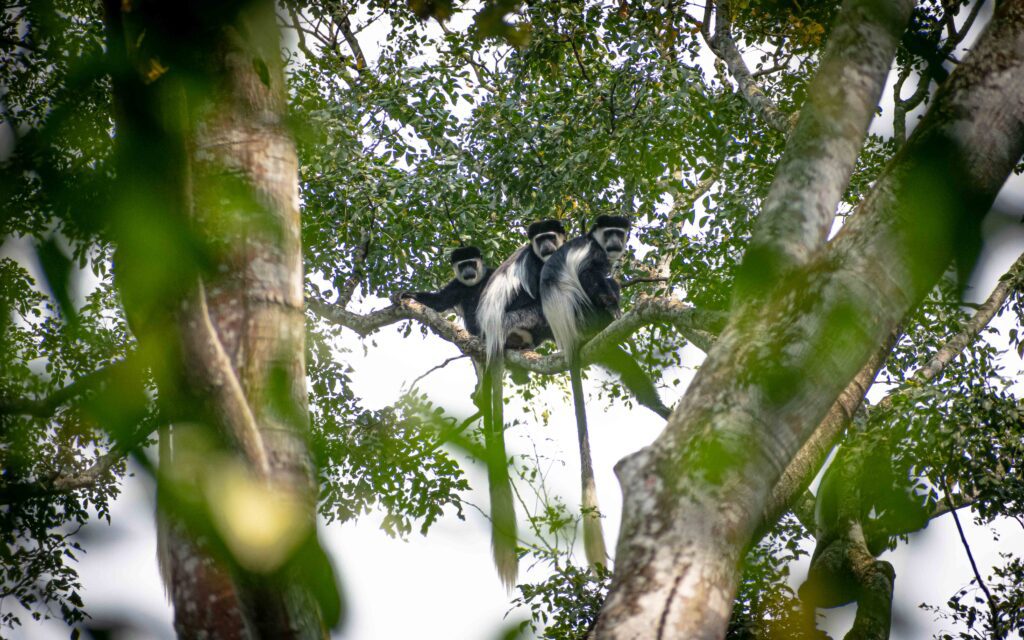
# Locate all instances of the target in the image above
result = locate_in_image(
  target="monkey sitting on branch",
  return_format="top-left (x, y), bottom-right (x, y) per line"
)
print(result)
top-left (399, 246), bottom-right (492, 337)
top-left (539, 214), bottom-right (672, 570)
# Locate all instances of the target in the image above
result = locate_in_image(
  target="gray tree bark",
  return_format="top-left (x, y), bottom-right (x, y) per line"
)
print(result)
top-left (736, 0), bottom-right (916, 297)
top-left (103, 1), bottom-right (330, 638)
top-left (592, 2), bottom-right (1024, 638)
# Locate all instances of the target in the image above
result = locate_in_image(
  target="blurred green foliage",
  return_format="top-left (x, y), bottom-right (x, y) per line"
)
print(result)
top-left (1, 0), bottom-right (1023, 638)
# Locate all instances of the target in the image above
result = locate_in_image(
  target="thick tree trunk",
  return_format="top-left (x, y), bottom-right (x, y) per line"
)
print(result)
top-left (104, 1), bottom-right (329, 638)
top-left (165, 4), bottom-right (322, 638)
top-left (593, 3), bottom-right (1024, 638)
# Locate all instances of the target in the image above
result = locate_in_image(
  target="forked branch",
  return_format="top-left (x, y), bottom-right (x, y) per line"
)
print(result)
top-left (763, 252), bottom-right (1024, 531)
top-left (310, 294), bottom-right (726, 375)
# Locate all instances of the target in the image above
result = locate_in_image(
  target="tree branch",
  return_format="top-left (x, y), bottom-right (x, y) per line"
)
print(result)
top-left (703, 0), bottom-right (794, 134)
top-left (762, 251), bottom-right (1024, 534)
top-left (310, 294), bottom-right (727, 374)
top-left (947, 484), bottom-right (1002, 637)
top-left (950, 0), bottom-right (988, 49)
top-left (759, 330), bottom-right (897, 533)
top-left (407, 355), bottom-right (468, 391)
top-left (665, 170), bottom-right (718, 221)
top-left (437, 21), bottom-right (498, 94)
top-left (657, 170), bottom-right (720, 280)
top-left (0, 353), bottom-right (139, 418)
top-left (736, 0), bottom-right (915, 296)
top-left (333, 10), bottom-right (367, 70)
top-left (0, 34), bottom-right (35, 52)
top-left (0, 422), bottom-right (157, 505)
top-left (930, 489), bottom-right (978, 519)
top-left (619, 276), bottom-right (669, 288)
top-left (570, 38), bottom-right (591, 82)
top-left (918, 253), bottom-right (1024, 380)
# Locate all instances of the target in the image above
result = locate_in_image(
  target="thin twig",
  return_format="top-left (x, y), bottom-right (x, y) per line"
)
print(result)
top-left (946, 482), bottom-right (1002, 638)
top-left (438, 21), bottom-right (498, 93)
top-left (407, 355), bottom-right (469, 391)
top-left (570, 38), bottom-right (591, 82)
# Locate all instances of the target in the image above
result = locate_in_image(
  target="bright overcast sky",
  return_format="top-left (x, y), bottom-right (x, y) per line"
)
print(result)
top-left (14, 3), bottom-right (1024, 639)
top-left (18, 224), bottom-right (1024, 640)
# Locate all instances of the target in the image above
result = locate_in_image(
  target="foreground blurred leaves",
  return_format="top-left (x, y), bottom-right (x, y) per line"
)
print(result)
top-left (2, 0), bottom-right (1023, 638)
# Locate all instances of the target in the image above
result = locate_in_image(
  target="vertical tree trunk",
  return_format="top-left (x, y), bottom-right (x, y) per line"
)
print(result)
top-left (170, 3), bottom-right (321, 637)
top-left (104, 1), bottom-right (330, 637)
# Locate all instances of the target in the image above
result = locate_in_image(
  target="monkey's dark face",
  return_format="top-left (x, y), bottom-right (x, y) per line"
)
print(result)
top-left (592, 225), bottom-right (629, 262)
top-left (530, 231), bottom-right (565, 261)
top-left (454, 258), bottom-right (484, 286)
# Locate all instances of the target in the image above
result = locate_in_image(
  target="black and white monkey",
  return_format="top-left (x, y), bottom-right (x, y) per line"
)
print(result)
top-left (539, 215), bottom-right (671, 569)
top-left (400, 246), bottom-right (491, 336)
top-left (479, 219), bottom-right (567, 356)
top-left (476, 219), bottom-right (567, 589)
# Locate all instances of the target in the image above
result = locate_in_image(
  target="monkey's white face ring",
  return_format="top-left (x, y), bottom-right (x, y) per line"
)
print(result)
top-left (531, 232), bottom-right (566, 261)
top-left (454, 258), bottom-right (484, 286)
top-left (594, 227), bottom-right (629, 262)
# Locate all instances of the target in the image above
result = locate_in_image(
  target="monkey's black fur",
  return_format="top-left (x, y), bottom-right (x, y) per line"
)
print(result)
top-left (401, 246), bottom-right (492, 336)
top-left (475, 219), bottom-right (567, 590)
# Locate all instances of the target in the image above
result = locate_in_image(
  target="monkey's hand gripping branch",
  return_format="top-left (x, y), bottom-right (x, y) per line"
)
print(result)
top-left (308, 294), bottom-right (726, 375)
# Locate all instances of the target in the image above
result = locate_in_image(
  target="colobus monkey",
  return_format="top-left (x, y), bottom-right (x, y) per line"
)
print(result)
top-left (479, 219), bottom-right (567, 357)
top-left (476, 219), bottom-right (567, 589)
top-left (400, 246), bottom-right (491, 336)
top-left (540, 217), bottom-right (670, 419)
top-left (539, 215), bottom-right (670, 570)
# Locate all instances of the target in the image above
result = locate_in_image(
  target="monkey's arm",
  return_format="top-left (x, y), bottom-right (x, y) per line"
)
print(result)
top-left (401, 279), bottom-right (463, 312)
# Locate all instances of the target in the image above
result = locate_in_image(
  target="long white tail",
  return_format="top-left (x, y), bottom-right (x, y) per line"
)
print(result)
top-left (478, 245), bottom-right (530, 366)
top-left (485, 364), bottom-right (517, 589)
top-left (476, 248), bottom-right (529, 588)
top-left (571, 363), bottom-right (607, 569)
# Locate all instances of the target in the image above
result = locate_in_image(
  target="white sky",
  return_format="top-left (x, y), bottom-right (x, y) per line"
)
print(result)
top-left (18, 215), bottom-right (1024, 640)
top-left (11, 3), bottom-right (1024, 639)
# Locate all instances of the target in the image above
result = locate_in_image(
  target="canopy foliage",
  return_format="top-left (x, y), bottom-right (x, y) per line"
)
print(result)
top-left (1, 0), bottom-right (1022, 638)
